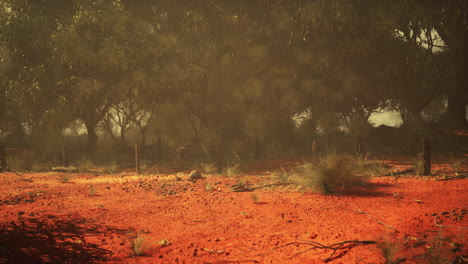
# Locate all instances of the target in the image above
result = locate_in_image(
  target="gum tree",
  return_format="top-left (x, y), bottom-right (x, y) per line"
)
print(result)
top-left (52, 0), bottom-right (132, 151)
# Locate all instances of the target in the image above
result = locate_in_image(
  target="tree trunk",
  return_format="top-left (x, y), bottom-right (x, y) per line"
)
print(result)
top-left (12, 122), bottom-right (26, 147)
top-left (85, 122), bottom-right (98, 152)
top-left (119, 127), bottom-right (126, 145)
top-left (444, 91), bottom-right (468, 130)
top-left (138, 126), bottom-right (147, 161)
top-left (156, 129), bottom-right (162, 160)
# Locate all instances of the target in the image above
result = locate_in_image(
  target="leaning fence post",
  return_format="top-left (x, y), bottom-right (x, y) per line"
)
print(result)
top-left (423, 139), bottom-right (431, 176)
top-left (135, 144), bottom-right (140, 174)
top-left (62, 145), bottom-right (69, 167)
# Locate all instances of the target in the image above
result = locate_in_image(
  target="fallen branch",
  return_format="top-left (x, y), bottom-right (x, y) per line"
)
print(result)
top-left (433, 215), bottom-right (468, 230)
top-left (354, 207), bottom-right (400, 233)
top-left (273, 240), bottom-right (376, 261)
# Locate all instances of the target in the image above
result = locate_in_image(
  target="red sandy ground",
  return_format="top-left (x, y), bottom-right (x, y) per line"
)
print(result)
top-left (0, 159), bottom-right (466, 264)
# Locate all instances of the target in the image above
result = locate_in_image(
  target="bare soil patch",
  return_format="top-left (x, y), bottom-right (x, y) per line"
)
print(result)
top-left (0, 159), bottom-right (466, 263)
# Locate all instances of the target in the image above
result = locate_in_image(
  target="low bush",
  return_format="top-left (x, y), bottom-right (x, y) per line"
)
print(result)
top-left (294, 152), bottom-right (365, 194)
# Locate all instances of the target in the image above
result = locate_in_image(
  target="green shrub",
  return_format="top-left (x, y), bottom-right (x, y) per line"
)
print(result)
top-left (295, 152), bottom-right (364, 194)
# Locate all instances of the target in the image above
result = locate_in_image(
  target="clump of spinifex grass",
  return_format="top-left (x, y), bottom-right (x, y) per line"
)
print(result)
top-left (251, 193), bottom-right (259, 204)
top-left (226, 164), bottom-right (241, 177)
top-left (375, 233), bottom-right (404, 264)
top-left (200, 162), bottom-right (217, 174)
top-left (129, 231), bottom-right (155, 256)
top-left (61, 173), bottom-right (72, 183)
top-left (295, 152), bottom-right (365, 194)
top-left (412, 153), bottom-right (424, 175)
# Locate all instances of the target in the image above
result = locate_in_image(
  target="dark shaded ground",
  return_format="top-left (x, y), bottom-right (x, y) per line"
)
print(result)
top-left (0, 213), bottom-right (127, 264)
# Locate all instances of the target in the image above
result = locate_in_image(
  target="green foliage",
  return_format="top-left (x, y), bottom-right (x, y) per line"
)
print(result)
top-left (295, 152), bottom-right (364, 194)
top-left (0, 0), bottom-right (466, 163)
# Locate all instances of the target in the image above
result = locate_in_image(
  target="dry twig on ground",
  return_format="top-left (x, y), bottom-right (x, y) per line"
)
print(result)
top-left (354, 207), bottom-right (400, 233)
top-left (273, 240), bottom-right (376, 261)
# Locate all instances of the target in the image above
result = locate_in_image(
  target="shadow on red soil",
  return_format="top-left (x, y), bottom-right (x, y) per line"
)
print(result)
top-left (1, 213), bottom-right (127, 263)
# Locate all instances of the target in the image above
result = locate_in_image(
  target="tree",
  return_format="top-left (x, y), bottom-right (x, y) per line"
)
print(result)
top-left (0, 0), bottom-right (70, 146)
top-left (434, 0), bottom-right (468, 129)
top-left (52, 0), bottom-right (132, 151)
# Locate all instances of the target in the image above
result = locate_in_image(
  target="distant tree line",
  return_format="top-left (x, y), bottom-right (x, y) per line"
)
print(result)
top-left (0, 0), bottom-right (466, 162)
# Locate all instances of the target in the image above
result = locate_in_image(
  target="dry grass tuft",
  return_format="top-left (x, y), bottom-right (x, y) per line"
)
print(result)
top-left (130, 231), bottom-right (154, 256)
top-left (294, 152), bottom-right (365, 194)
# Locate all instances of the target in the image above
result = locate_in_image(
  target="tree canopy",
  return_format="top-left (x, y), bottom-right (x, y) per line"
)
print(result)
top-left (0, 0), bottom-right (466, 160)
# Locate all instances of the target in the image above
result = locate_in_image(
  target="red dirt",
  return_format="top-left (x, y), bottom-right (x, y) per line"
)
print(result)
top-left (0, 159), bottom-right (467, 264)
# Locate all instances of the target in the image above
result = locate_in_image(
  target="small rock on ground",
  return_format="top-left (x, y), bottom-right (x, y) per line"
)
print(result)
top-left (188, 170), bottom-right (203, 181)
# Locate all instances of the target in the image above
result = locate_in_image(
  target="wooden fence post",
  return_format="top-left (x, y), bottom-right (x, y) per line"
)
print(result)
top-left (356, 137), bottom-right (365, 158)
top-left (135, 144), bottom-right (140, 174)
top-left (311, 140), bottom-right (317, 159)
top-left (62, 145), bottom-right (69, 167)
top-left (156, 132), bottom-right (162, 160)
top-left (0, 146), bottom-right (6, 170)
top-left (423, 139), bottom-right (431, 176)
top-left (216, 143), bottom-right (223, 174)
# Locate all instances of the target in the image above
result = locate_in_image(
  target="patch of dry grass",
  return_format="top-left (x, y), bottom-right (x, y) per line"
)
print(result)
top-left (294, 152), bottom-right (365, 194)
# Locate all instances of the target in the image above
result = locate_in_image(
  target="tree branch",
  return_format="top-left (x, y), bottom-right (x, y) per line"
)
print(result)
top-left (273, 240), bottom-right (376, 261)
top-left (243, 0), bottom-right (288, 55)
